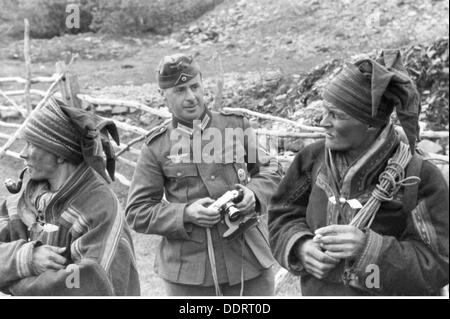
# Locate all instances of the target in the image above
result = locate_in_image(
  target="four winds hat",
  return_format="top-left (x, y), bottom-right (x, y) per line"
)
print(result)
top-left (22, 97), bottom-right (120, 183)
top-left (323, 49), bottom-right (421, 153)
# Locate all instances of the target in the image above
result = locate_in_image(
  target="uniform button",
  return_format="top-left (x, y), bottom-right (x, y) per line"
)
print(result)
top-left (211, 175), bottom-right (215, 180)
top-left (177, 172), bottom-right (182, 177)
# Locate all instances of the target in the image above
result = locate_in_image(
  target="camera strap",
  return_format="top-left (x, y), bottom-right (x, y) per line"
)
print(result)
top-left (206, 227), bottom-right (222, 296)
top-left (240, 235), bottom-right (245, 296)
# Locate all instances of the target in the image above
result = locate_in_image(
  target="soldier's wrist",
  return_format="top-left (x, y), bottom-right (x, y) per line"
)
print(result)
top-left (294, 236), bottom-right (314, 260)
top-left (183, 204), bottom-right (193, 224)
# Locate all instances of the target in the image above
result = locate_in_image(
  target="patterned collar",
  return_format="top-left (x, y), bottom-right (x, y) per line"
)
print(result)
top-left (23, 163), bottom-right (95, 223)
top-left (326, 124), bottom-right (400, 197)
top-left (172, 109), bottom-right (212, 136)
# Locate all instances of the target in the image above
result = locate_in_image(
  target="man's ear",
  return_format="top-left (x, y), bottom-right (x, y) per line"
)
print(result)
top-left (160, 88), bottom-right (170, 105)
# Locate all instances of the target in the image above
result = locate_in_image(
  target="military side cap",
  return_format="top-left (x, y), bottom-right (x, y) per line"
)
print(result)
top-left (157, 54), bottom-right (200, 89)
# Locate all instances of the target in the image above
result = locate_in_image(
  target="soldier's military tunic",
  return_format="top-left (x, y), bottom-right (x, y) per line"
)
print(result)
top-left (125, 109), bottom-right (282, 287)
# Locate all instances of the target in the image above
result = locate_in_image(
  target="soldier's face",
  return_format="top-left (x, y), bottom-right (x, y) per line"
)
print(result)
top-left (163, 74), bottom-right (205, 122)
top-left (20, 142), bottom-right (59, 182)
top-left (320, 103), bottom-right (373, 153)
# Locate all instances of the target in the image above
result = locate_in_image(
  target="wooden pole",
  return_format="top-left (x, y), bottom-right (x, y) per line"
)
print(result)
top-left (24, 19), bottom-right (32, 114)
top-left (3, 150), bottom-right (21, 160)
top-left (2, 90), bottom-right (171, 120)
top-left (256, 129), bottom-right (325, 138)
top-left (56, 59), bottom-right (82, 109)
top-left (0, 89), bottom-right (27, 117)
top-left (212, 53), bottom-right (224, 111)
top-left (0, 72), bottom-right (64, 158)
top-left (222, 107), bottom-right (326, 132)
top-left (115, 119), bottom-right (171, 158)
top-left (113, 144), bottom-right (141, 156)
top-left (113, 119), bottom-right (148, 135)
top-left (116, 156), bottom-right (137, 168)
top-left (0, 132), bottom-right (13, 140)
top-left (0, 76), bottom-right (58, 84)
top-left (420, 131), bottom-right (450, 139)
top-left (77, 94), bottom-right (171, 119)
top-left (0, 121), bottom-right (21, 129)
top-left (114, 172), bottom-right (131, 187)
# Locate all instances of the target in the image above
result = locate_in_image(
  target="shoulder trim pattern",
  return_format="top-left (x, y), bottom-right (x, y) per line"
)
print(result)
top-left (145, 125), bottom-right (168, 145)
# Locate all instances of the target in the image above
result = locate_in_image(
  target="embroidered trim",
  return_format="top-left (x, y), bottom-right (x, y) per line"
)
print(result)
top-left (100, 193), bottom-right (124, 272)
top-left (16, 241), bottom-right (35, 278)
top-left (316, 170), bottom-right (334, 198)
top-left (286, 174), bottom-right (311, 204)
top-left (316, 170), bottom-right (339, 224)
top-left (6, 193), bottom-right (21, 217)
top-left (60, 206), bottom-right (90, 235)
top-left (354, 229), bottom-right (383, 272)
top-left (411, 200), bottom-right (439, 253)
top-left (71, 238), bottom-right (83, 262)
top-left (0, 216), bottom-right (9, 233)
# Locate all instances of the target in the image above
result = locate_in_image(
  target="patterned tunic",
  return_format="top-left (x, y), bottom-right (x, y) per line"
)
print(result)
top-left (0, 163), bottom-right (140, 296)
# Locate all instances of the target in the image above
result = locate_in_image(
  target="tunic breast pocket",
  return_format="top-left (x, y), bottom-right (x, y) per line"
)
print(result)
top-left (233, 162), bottom-right (249, 185)
top-left (219, 162), bottom-right (248, 188)
top-left (163, 164), bottom-right (199, 203)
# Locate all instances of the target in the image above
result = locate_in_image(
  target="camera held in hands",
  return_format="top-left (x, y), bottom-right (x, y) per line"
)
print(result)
top-left (209, 187), bottom-right (258, 241)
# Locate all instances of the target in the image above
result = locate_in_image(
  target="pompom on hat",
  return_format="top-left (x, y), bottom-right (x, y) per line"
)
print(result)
top-left (157, 53), bottom-right (200, 89)
top-left (323, 49), bottom-right (421, 153)
top-left (22, 97), bottom-right (120, 183)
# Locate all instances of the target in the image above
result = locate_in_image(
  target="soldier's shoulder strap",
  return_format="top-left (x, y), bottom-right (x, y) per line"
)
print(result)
top-left (145, 124), bottom-right (168, 145)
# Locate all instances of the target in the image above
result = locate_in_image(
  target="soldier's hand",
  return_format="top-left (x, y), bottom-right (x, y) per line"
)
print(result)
top-left (314, 225), bottom-right (367, 260)
top-left (184, 197), bottom-right (221, 228)
top-left (234, 184), bottom-right (256, 215)
top-left (32, 245), bottom-right (67, 275)
top-left (296, 238), bottom-right (340, 280)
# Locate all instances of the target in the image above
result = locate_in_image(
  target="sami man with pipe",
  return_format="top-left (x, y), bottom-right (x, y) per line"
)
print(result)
top-left (269, 50), bottom-right (449, 295)
top-left (0, 98), bottom-right (140, 295)
top-left (125, 54), bottom-right (282, 296)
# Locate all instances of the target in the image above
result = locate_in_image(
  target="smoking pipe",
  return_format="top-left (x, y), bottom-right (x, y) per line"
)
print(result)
top-left (4, 167), bottom-right (28, 194)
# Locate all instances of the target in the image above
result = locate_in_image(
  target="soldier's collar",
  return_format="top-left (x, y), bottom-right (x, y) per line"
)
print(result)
top-left (172, 109), bottom-right (211, 135)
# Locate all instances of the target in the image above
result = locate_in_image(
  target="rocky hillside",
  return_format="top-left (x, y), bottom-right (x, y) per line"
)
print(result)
top-left (1, 0), bottom-right (448, 152)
